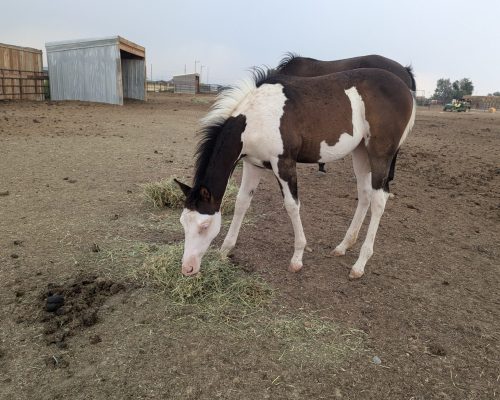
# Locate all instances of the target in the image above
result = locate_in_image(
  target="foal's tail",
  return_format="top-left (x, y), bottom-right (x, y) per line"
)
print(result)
top-left (405, 65), bottom-right (416, 92)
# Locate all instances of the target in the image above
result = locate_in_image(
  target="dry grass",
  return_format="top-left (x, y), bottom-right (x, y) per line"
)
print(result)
top-left (143, 179), bottom-right (185, 208)
top-left (95, 237), bottom-right (365, 368)
top-left (142, 178), bottom-right (239, 213)
top-left (134, 243), bottom-right (364, 366)
top-left (137, 243), bottom-right (272, 307)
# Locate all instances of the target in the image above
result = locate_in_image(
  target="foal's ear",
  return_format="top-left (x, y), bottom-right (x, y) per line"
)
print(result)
top-left (199, 186), bottom-right (212, 203)
top-left (173, 179), bottom-right (192, 197)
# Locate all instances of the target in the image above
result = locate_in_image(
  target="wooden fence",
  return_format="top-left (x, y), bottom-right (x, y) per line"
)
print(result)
top-left (0, 68), bottom-right (49, 100)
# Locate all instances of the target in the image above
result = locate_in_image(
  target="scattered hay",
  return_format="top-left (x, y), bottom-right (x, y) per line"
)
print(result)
top-left (143, 179), bottom-right (184, 208)
top-left (221, 179), bottom-right (238, 213)
top-left (138, 243), bottom-right (272, 307)
top-left (142, 178), bottom-right (239, 213)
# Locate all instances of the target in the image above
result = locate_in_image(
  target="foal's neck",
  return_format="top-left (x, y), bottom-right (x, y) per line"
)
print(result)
top-left (195, 115), bottom-right (246, 208)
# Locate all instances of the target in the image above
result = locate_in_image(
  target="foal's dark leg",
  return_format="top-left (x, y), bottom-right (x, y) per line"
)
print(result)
top-left (318, 162), bottom-right (326, 173)
top-left (386, 149), bottom-right (399, 192)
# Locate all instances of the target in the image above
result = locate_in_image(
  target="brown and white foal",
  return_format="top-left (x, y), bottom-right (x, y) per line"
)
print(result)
top-left (176, 68), bottom-right (416, 279)
top-left (276, 53), bottom-right (416, 174)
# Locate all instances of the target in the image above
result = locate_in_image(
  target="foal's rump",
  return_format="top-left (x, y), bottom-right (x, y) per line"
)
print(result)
top-left (273, 68), bottom-right (415, 165)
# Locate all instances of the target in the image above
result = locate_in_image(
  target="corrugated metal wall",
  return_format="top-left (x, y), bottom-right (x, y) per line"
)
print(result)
top-left (47, 44), bottom-right (122, 104)
top-left (46, 37), bottom-right (146, 105)
top-left (0, 43), bottom-right (45, 100)
top-left (122, 58), bottom-right (145, 100)
top-left (173, 74), bottom-right (200, 94)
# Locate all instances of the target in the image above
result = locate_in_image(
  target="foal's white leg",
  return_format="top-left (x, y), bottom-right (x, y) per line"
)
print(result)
top-left (333, 145), bottom-right (372, 256)
top-left (284, 193), bottom-right (307, 272)
top-left (271, 164), bottom-right (307, 273)
top-left (349, 189), bottom-right (390, 279)
top-left (220, 161), bottom-right (264, 254)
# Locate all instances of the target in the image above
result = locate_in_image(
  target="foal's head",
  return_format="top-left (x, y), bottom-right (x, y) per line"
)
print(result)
top-left (175, 180), bottom-right (222, 276)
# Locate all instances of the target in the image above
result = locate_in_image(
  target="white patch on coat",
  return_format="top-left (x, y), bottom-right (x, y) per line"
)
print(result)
top-left (318, 86), bottom-right (370, 163)
top-left (398, 95), bottom-right (416, 148)
top-left (237, 83), bottom-right (287, 161)
top-left (179, 209), bottom-right (221, 275)
top-left (199, 78), bottom-right (287, 164)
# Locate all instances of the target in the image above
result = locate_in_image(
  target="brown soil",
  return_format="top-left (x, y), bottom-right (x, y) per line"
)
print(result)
top-left (0, 95), bottom-right (499, 399)
top-left (40, 275), bottom-right (125, 348)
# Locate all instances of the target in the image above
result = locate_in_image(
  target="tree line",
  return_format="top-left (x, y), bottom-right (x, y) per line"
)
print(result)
top-left (432, 78), bottom-right (500, 102)
top-left (432, 78), bottom-right (474, 103)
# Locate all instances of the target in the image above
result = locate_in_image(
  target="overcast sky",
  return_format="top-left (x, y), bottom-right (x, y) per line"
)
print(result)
top-left (3, 0), bottom-right (499, 96)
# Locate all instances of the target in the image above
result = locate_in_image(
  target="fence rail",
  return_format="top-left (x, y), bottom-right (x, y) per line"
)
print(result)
top-left (146, 81), bottom-right (173, 93)
top-left (0, 68), bottom-right (49, 100)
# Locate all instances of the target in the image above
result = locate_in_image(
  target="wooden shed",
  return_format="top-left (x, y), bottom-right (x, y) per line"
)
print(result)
top-left (0, 43), bottom-right (46, 101)
top-left (173, 73), bottom-right (200, 94)
top-left (45, 36), bottom-right (146, 105)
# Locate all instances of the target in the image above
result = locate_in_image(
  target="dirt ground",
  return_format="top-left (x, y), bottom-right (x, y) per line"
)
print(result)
top-left (0, 94), bottom-right (499, 399)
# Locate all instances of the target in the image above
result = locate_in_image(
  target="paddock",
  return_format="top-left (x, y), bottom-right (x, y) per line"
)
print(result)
top-left (0, 93), bottom-right (498, 399)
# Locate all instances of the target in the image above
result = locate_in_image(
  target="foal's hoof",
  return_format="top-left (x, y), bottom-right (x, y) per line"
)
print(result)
top-left (331, 246), bottom-right (346, 257)
top-left (220, 242), bottom-right (235, 256)
top-left (348, 269), bottom-right (364, 280)
top-left (289, 262), bottom-right (303, 273)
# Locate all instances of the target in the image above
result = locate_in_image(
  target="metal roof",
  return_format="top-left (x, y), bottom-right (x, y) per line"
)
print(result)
top-left (45, 36), bottom-right (145, 58)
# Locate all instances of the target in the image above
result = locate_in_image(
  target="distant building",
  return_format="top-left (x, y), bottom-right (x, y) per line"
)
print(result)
top-left (173, 73), bottom-right (200, 94)
top-left (147, 80), bottom-right (173, 92)
top-left (0, 42), bottom-right (46, 101)
top-left (46, 36), bottom-right (146, 105)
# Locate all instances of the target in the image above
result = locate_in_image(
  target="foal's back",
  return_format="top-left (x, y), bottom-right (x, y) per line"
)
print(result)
top-left (277, 54), bottom-right (415, 92)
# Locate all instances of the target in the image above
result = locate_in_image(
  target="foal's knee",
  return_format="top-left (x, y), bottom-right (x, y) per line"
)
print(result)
top-left (284, 197), bottom-right (300, 214)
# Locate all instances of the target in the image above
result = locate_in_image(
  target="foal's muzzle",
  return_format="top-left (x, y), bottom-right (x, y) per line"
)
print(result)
top-left (181, 255), bottom-right (200, 276)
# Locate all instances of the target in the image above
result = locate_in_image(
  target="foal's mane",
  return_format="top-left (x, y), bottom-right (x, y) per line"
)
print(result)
top-left (193, 67), bottom-right (279, 188)
top-left (276, 52), bottom-right (301, 72)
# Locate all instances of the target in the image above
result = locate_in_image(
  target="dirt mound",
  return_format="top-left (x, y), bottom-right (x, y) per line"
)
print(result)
top-left (39, 275), bottom-right (124, 348)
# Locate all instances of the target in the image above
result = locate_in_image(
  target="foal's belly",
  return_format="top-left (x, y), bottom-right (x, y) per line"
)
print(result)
top-left (317, 132), bottom-right (362, 163)
top-left (297, 131), bottom-right (362, 163)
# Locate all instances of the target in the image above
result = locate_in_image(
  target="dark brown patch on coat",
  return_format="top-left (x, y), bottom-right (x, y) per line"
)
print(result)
top-left (273, 69), bottom-right (413, 179)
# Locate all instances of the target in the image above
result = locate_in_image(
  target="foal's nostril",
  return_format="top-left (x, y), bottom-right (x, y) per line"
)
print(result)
top-left (185, 266), bottom-right (194, 274)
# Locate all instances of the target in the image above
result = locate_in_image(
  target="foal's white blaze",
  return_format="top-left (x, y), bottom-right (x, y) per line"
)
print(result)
top-left (179, 209), bottom-right (221, 276)
top-left (318, 86), bottom-right (370, 162)
top-left (237, 83), bottom-right (287, 161)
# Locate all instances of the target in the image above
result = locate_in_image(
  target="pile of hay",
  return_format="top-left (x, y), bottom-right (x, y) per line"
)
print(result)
top-left (143, 178), bottom-right (239, 213)
top-left (143, 179), bottom-right (184, 208)
top-left (138, 243), bottom-right (272, 307)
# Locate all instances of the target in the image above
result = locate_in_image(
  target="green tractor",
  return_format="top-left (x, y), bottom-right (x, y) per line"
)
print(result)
top-left (443, 99), bottom-right (471, 112)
